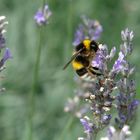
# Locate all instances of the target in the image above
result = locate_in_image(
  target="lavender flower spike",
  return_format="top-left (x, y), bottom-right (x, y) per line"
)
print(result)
top-left (0, 16), bottom-right (12, 68)
top-left (73, 16), bottom-right (103, 46)
top-left (0, 16), bottom-right (8, 49)
top-left (0, 16), bottom-right (12, 92)
top-left (34, 4), bottom-right (52, 26)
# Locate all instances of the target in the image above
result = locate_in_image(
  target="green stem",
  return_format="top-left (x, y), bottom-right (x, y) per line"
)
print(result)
top-left (93, 133), bottom-right (97, 140)
top-left (58, 116), bottom-right (74, 140)
top-left (28, 26), bottom-right (44, 140)
top-left (33, 27), bottom-right (43, 89)
top-left (28, 1), bottom-right (47, 140)
top-left (42, 0), bottom-right (46, 8)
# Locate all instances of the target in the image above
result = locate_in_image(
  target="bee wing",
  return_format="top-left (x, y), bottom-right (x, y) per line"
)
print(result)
top-left (63, 48), bottom-right (84, 70)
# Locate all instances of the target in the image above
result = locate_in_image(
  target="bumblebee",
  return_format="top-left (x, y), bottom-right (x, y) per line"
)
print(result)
top-left (63, 39), bottom-right (102, 81)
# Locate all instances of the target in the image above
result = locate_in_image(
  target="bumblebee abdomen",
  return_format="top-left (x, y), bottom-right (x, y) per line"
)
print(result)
top-left (76, 66), bottom-right (102, 82)
top-left (76, 68), bottom-right (96, 81)
top-left (72, 60), bottom-right (84, 70)
top-left (72, 55), bottom-right (89, 70)
top-left (76, 68), bottom-right (87, 76)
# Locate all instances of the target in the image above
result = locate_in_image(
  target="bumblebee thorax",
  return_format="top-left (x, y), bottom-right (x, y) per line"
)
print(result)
top-left (83, 39), bottom-right (91, 50)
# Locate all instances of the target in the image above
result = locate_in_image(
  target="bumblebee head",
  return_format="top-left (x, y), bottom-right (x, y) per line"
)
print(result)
top-left (90, 40), bottom-right (98, 52)
top-left (83, 39), bottom-right (98, 52)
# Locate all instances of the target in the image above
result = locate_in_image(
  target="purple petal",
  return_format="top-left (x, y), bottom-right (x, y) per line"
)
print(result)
top-left (128, 100), bottom-right (139, 111)
top-left (34, 11), bottom-right (46, 25)
top-left (92, 44), bottom-right (107, 70)
top-left (101, 114), bottom-right (112, 124)
top-left (3, 48), bottom-right (12, 62)
top-left (80, 118), bottom-right (93, 133)
top-left (73, 25), bottom-right (85, 46)
top-left (107, 126), bottom-right (116, 138)
top-left (109, 47), bottom-right (116, 59)
top-left (112, 51), bottom-right (127, 73)
top-left (0, 48), bottom-right (12, 67)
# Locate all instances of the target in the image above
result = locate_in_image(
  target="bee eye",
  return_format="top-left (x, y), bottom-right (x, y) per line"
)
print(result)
top-left (91, 44), bottom-right (96, 48)
top-left (90, 41), bottom-right (98, 52)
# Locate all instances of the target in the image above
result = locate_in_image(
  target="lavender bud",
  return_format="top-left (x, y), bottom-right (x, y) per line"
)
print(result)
top-left (80, 116), bottom-right (93, 133)
top-left (106, 47), bottom-right (116, 60)
top-left (101, 114), bottom-right (112, 125)
top-left (112, 51), bottom-right (127, 74)
top-left (34, 4), bottom-right (52, 26)
top-left (0, 16), bottom-right (8, 49)
top-left (121, 28), bottom-right (134, 42)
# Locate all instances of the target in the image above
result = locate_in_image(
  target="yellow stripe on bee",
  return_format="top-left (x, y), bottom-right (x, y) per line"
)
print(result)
top-left (72, 61), bottom-right (84, 70)
top-left (83, 39), bottom-right (91, 50)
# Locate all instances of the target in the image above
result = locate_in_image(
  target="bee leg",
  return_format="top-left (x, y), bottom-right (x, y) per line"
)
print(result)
top-left (88, 66), bottom-right (102, 76)
top-left (86, 68), bottom-right (96, 78)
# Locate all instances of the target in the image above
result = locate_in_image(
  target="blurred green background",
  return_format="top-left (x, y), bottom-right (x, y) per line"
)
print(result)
top-left (0, 0), bottom-right (140, 140)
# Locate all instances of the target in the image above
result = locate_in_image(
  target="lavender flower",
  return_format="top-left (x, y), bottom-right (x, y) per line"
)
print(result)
top-left (0, 16), bottom-right (12, 91)
top-left (0, 16), bottom-right (12, 68)
top-left (65, 15), bottom-right (138, 139)
top-left (73, 16), bottom-right (103, 46)
top-left (34, 4), bottom-right (52, 26)
top-left (113, 29), bottom-right (138, 130)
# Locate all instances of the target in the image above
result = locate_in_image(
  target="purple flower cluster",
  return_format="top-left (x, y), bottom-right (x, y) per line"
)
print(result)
top-left (65, 20), bottom-right (138, 139)
top-left (79, 29), bottom-right (138, 139)
top-left (0, 16), bottom-right (12, 69)
top-left (73, 16), bottom-right (103, 46)
top-left (34, 4), bottom-right (52, 26)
